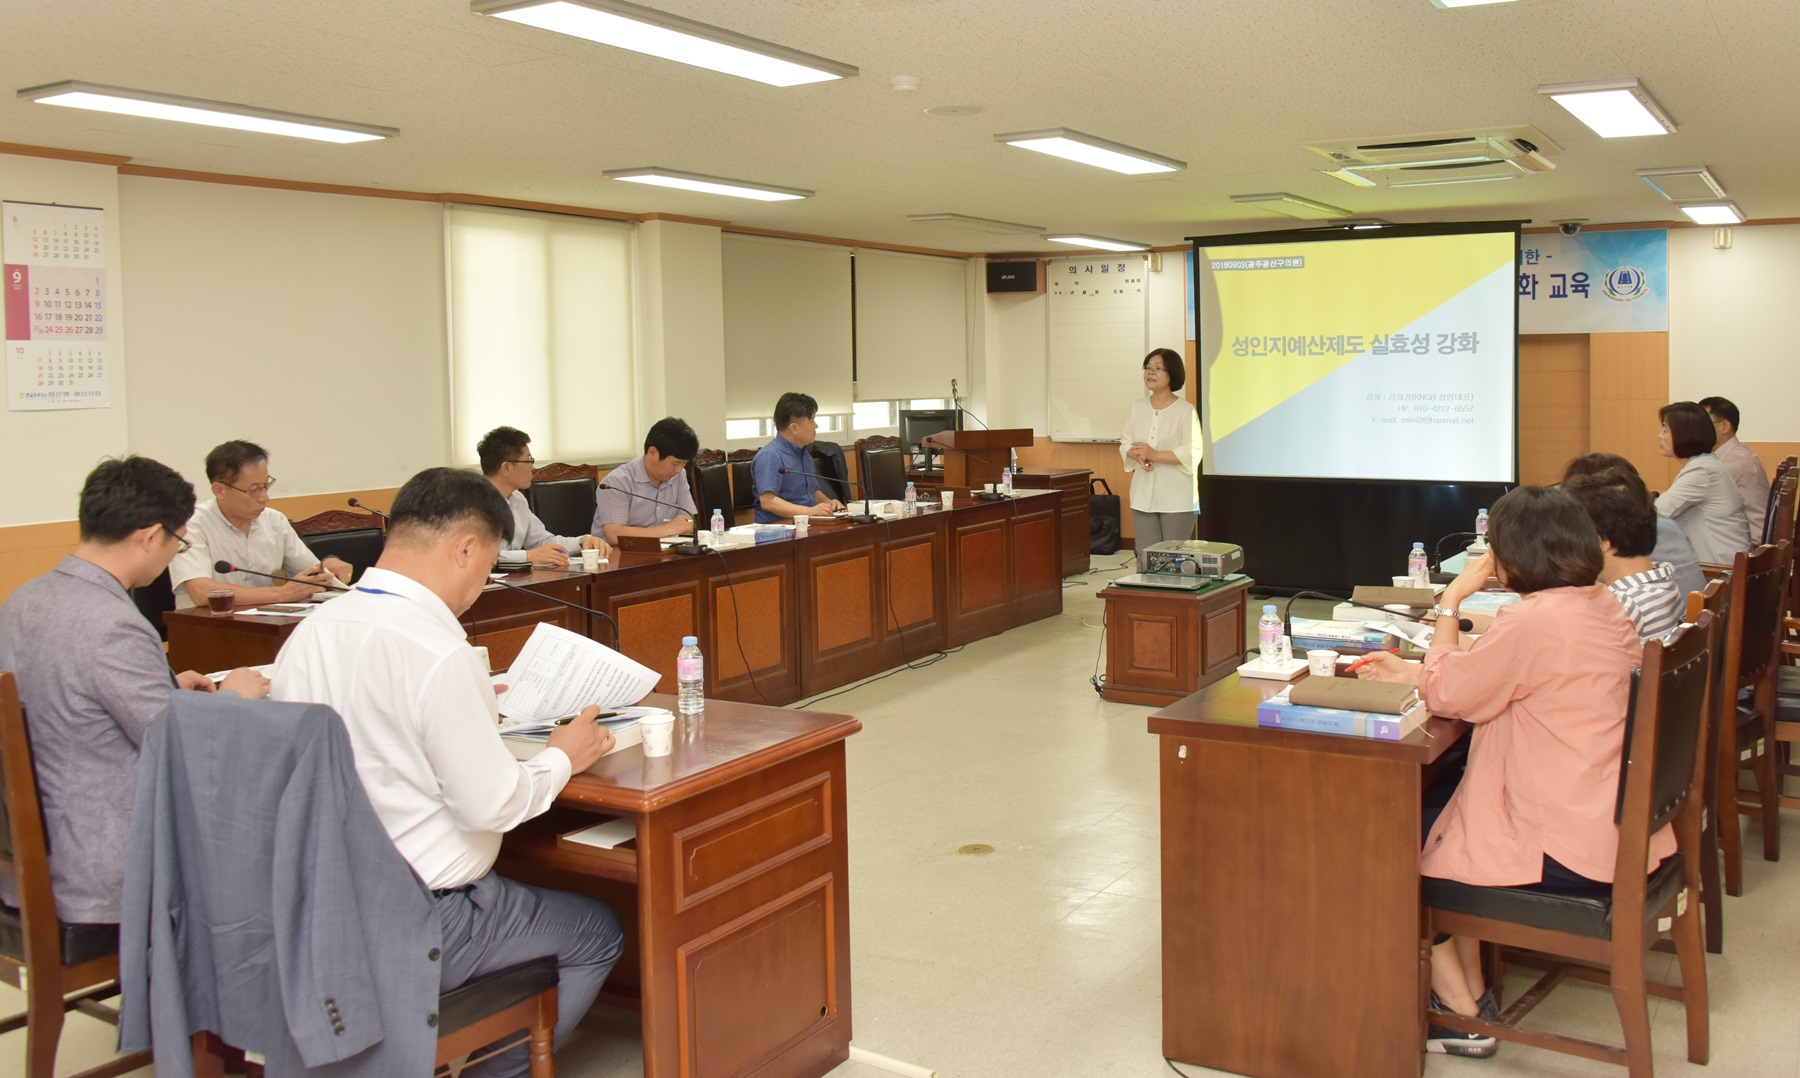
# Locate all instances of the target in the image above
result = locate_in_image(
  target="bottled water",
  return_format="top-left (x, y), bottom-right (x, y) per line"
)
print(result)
top-left (1408, 541), bottom-right (1429, 586)
top-left (904, 481), bottom-right (917, 516)
top-left (1474, 507), bottom-right (1489, 547)
top-left (676, 635), bottom-right (704, 717)
top-left (710, 508), bottom-right (725, 540)
top-left (1258, 605), bottom-right (1283, 668)
top-left (1002, 466), bottom-right (1014, 495)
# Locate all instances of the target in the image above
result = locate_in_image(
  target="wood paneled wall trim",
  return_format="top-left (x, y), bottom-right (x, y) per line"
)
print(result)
top-left (1587, 331), bottom-right (1678, 487)
top-left (720, 224), bottom-right (976, 259)
top-left (0, 140), bottom-right (133, 166)
top-left (118, 163), bottom-right (440, 202)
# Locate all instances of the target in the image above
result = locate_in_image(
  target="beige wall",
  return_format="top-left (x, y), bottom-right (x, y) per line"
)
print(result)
top-left (1669, 223), bottom-right (1800, 441)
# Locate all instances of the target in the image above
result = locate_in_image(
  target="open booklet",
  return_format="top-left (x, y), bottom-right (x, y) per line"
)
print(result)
top-left (494, 623), bottom-right (666, 742)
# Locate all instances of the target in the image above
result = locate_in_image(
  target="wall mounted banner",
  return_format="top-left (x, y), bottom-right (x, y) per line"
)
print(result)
top-left (1519, 227), bottom-right (1667, 334)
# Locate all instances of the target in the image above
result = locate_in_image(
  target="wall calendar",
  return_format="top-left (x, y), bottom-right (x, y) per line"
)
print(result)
top-left (4, 200), bottom-right (110, 411)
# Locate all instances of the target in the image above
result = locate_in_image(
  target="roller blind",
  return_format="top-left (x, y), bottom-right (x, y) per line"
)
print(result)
top-left (853, 248), bottom-right (969, 401)
top-left (446, 204), bottom-right (636, 466)
top-left (722, 234), bottom-right (852, 419)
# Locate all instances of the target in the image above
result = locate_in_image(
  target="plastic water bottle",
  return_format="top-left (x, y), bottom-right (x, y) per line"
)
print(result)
top-left (1408, 541), bottom-right (1429, 586)
top-left (904, 481), bottom-right (917, 516)
top-left (710, 508), bottom-right (725, 541)
top-left (1474, 507), bottom-right (1489, 547)
top-left (676, 635), bottom-right (704, 717)
top-left (1258, 605), bottom-right (1283, 669)
top-left (1002, 466), bottom-right (1015, 496)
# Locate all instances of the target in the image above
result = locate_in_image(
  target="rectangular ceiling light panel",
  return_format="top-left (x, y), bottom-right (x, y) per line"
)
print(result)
top-left (995, 128), bottom-right (1185, 175)
top-left (17, 80), bottom-right (396, 142)
top-left (1046, 235), bottom-right (1149, 252)
top-left (908, 213), bottom-right (1045, 235)
top-left (1229, 192), bottom-right (1351, 219)
top-left (1636, 166), bottom-right (1726, 202)
top-left (603, 166), bottom-right (811, 201)
top-left (1538, 78), bottom-right (1675, 137)
top-left (1677, 201), bottom-right (1744, 225)
top-left (473, 0), bottom-right (857, 86)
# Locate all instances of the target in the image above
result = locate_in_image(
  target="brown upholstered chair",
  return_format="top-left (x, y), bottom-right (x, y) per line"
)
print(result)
top-left (1424, 614), bottom-right (1714, 1077)
top-left (728, 449), bottom-right (757, 522)
top-left (293, 508), bottom-right (387, 584)
top-left (1714, 542), bottom-right (1790, 890)
top-left (527, 463), bottom-right (600, 541)
top-left (0, 672), bottom-right (151, 1078)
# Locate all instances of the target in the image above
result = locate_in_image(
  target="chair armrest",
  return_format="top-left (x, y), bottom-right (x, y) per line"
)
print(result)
top-left (1699, 561), bottom-right (1732, 579)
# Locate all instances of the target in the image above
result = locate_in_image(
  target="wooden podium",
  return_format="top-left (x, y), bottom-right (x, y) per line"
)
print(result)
top-left (924, 428), bottom-right (1033, 488)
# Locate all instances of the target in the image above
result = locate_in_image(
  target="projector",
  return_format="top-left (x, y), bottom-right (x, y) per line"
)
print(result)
top-left (1144, 540), bottom-right (1245, 578)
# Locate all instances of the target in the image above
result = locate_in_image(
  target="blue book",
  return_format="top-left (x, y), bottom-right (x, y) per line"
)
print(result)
top-left (1255, 691), bottom-right (1426, 741)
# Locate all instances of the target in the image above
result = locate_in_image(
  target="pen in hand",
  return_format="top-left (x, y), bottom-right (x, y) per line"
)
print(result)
top-left (553, 711), bottom-right (623, 725)
top-left (1343, 646), bottom-right (1400, 674)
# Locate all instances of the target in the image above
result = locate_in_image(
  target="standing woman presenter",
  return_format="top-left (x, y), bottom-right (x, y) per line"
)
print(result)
top-left (1120, 347), bottom-right (1203, 571)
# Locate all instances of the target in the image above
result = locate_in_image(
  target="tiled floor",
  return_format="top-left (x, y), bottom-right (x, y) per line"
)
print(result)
top-left (8, 563), bottom-right (1798, 1077)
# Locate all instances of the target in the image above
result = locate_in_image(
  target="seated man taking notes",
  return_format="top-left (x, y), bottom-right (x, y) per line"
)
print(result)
top-left (593, 416), bottom-right (699, 544)
top-left (169, 439), bottom-right (350, 608)
top-left (752, 391), bottom-right (845, 523)
top-left (270, 467), bottom-right (623, 1078)
top-left (0, 456), bottom-right (267, 928)
top-left (478, 425), bottom-right (608, 568)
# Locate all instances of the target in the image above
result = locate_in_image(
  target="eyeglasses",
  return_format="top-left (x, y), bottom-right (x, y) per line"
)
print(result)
top-left (509, 457), bottom-right (536, 467)
top-left (162, 525), bottom-right (192, 554)
top-left (221, 477), bottom-right (277, 496)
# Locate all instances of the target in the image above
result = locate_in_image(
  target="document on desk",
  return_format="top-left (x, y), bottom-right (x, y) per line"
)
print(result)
top-left (495, 622), bottom-right (660, 722)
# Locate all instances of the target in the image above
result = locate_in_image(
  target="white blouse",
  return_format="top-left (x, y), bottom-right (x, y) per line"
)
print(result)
top-left (1119, 396), bottom-right (1202, 513)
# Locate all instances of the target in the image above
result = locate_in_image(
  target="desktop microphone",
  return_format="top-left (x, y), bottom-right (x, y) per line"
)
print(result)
top-left (949, 378), bottom-right (989, 430)
top-left (778, 467), bottom-right (878, 524)
top-left (348, 497), bottom-right (390, 521)
top-left (921, 436), bottom-right (1006, 500)
top-left (596, 482), bottom-right (705, 555)
top-left (212, 561), bottom-right (352, 592)
top-left (1282, 589), bottom-right (1473, 644)
top-left (484, 575), bottom-right (622, 650)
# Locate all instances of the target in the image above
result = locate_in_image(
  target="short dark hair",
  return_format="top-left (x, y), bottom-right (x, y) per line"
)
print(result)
top-left (1563, 468), bottom-right (1657, 558)
top-left (387, 467), bottom-right (512, 545)
top-left (1145, 347), bottom-right (1186, 392)
top-left (644, 416), bottom-right (699, 462)
top-left (1659, 402), bottom-right (1717, 459)
top-left (78, 456), bottom-right (196, 543)
top-left (477, 426), bottom-right (532, 476)
top-left (774, 392), bottom-right (818, 431)
top-left (1561, 452), bottom-right (1638, 484)
top-left (1698, 396), bottom-right (1740, 434)
top-left (204, 440), bottom-right (268, 484)
top-left (1486, 485), bottom-right (1604, 594)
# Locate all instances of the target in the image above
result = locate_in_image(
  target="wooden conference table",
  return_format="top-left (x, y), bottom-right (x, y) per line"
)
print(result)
top-left (498, 695), bottom-right (860, 1078)
top-left (1150, 673), bottom-right (1468, 1078)
top-left (165, 488), bottom-right (1066, 704)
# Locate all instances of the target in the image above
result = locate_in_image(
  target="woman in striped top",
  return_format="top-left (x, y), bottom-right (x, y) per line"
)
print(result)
top-left (1563, 468), bottom-right (1687, 640)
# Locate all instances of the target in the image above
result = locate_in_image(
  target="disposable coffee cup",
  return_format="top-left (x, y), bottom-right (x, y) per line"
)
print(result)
top-left (581, 548), bottom-right (601, 571)
top-left (941, 490), bottom-right (955, 510)
top-left (1392, 575), bottom-right (1414, 588)
top-left (1307, 649), bottom-right (1339, 677)
top-left (795, 514), bottom-right (811, 536)
top-left (640, 713), bottom-right (675, 757)
top-left (472, 646), bottom-right (491, 675)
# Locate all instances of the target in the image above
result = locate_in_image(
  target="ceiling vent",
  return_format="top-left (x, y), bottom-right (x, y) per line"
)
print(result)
top-left (1306, 126), bottom-right (1560, 187)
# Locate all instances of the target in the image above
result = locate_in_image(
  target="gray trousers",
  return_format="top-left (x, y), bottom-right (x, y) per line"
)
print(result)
top-left (438, 873), bottom-right (626, 1078)
top-left (1132, 510), bottom-right (1197, 571)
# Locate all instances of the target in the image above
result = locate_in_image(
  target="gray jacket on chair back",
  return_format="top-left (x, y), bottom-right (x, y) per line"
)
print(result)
top-left (118, 694), bottom-right (442, 1077)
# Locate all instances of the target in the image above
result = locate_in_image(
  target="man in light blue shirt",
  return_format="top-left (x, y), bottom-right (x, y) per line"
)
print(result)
top-left (477, 426), bottom-right (606, 567)
top-left (751, 392), bottom-right (844, 523)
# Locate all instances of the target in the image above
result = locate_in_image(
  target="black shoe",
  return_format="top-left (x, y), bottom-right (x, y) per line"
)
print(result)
top-left (1428, 992), bottom-right (1498, 1058)
top-left (1476, 987), bottom-right (1501, 1023)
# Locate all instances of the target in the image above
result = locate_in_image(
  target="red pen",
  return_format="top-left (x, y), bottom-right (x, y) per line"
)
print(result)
top-left (1343, 646), bottom-right (1400, 674)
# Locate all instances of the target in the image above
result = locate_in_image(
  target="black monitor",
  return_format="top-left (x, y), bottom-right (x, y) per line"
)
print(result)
top-left (898, 408), bottom-right (959, 469)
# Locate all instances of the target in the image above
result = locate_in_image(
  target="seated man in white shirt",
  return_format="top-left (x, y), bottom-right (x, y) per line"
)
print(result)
top-left (593, 416), bottom-right (700, 544)
top-left (168, 440), bottom-right (351, 609)
top-left (477, 426), bottom-right (608, 569)
top-left (1699, 395), bottom-right (1773, 539)
top-left (270, 466), bottom-right (623, 1078)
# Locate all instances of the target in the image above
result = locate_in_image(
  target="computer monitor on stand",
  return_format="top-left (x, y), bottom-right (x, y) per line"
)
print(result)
top-left (899, 408), bottom-right (959, 469)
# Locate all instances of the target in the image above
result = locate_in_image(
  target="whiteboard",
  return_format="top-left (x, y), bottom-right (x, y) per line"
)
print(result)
top-left (1046, 255), bottom-right (1148, 441)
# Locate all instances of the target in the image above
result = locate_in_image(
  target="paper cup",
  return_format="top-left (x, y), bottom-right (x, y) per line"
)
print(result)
top-left (941, 490), bottom-right (955, 510)
top-left (581, 548), bottom-right (600, 571)
top-left (1392, 575), bottom-right (1415, 588)
top-left (472, 646), bottom-right (491, 674)
top-left (1307, 649), bottom-right (1339, 677)
top-left (795, 514), bottom-right (811, 536)
top-left (640, 713), bottom-right (675, 757)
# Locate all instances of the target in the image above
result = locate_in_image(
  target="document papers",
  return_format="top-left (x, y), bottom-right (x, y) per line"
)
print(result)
top-left (495, 622), bottom-right (660, 723)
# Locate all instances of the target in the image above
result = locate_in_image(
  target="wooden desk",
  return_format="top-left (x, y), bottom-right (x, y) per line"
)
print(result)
top-left (1012, 469), bottom-right (1092, 577)
top-left (497, 696), bottom-right (860, 1078)
top-left (1149, 676), bottom-right (1467, 1078)
top-left (1098, 577), bottom-right (1251, 706)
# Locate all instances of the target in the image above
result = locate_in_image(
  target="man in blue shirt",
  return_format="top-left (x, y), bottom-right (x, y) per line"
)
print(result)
top-left (751, 392), bottom-right (845, 523)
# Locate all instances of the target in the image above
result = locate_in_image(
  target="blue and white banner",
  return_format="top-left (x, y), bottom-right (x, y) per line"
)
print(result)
top-left (1519, 228), bottom-right (1667, 333)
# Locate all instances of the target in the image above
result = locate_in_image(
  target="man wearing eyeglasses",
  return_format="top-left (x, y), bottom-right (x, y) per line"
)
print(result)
top-left (169, 440), bottom-right (352, 609)
top-left (478, 426), bottom-right (608, 569)
top-left (0, 456), bottom-right (267, 929)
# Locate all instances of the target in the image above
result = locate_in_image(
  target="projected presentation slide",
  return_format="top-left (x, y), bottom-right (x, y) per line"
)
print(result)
top-left (1196, 230), bottom-right (1517, 483)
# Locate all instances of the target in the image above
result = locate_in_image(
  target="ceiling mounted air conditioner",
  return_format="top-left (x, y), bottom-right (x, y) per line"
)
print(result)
top-left (1306, 126), bottom-right (1560, 187)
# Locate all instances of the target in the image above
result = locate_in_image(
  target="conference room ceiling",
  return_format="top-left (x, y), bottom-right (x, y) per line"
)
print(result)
top-left (4, 0), bottom-right (1798, 252)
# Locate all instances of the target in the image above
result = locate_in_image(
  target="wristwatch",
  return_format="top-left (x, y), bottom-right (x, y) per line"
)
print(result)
top-left (1429, 604), bottom-right (1459, 624)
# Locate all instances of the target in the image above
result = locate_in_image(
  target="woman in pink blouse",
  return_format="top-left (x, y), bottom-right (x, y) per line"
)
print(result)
top-left (1363, 486), bottom-right (1674, 1057)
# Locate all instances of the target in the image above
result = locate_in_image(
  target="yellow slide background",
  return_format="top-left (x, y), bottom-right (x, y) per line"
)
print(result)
top-left (1206, 233), bottom-right (1511, 440)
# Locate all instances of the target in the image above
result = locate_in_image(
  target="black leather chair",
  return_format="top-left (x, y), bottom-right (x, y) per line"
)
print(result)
top-left (809, 441), bottom-right (850, 504)
top-left (528, 477), bottom-right (598, 540)
top-left (860, 447), bottom-right (907, 501)
top-left (300, 528), bottom-right (384, 583)
top-left (728, 451), bottom-right (756, 522)
top-left (0, 672), bottom-right (151, 1078)
top-left (1424, 615), bottom-right (1714, 1077)
top-left (130, 573), bottom-right (177, 641)
top-left (693, 462), bottom-right (733, 527)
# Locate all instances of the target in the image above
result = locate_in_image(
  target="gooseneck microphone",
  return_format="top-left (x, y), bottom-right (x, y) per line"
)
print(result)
top-left (949, 378), bottom-right (989, 430)
top-left (777, 467), bottom-right (877, 524)
top-left (348, 497), bottom-right (390, 521)
top-left (921, 435), bottom-right (1004, 499)
top-left (213, 561), bottom-right (352, 592)
top-left (597, 482), bottom-right (704, 555)
top-left (483, 575), bottom-right (622, 650)
top-left (1281, 589), bottom-right (1474, 646)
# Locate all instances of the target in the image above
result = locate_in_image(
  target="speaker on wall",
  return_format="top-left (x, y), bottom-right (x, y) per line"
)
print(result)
top-left (986, 260), bottom-right (1044, 294)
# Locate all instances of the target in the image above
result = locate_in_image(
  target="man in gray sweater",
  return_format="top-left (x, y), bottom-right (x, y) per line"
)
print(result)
top-left (0, 456), bottom-right (266, 924)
